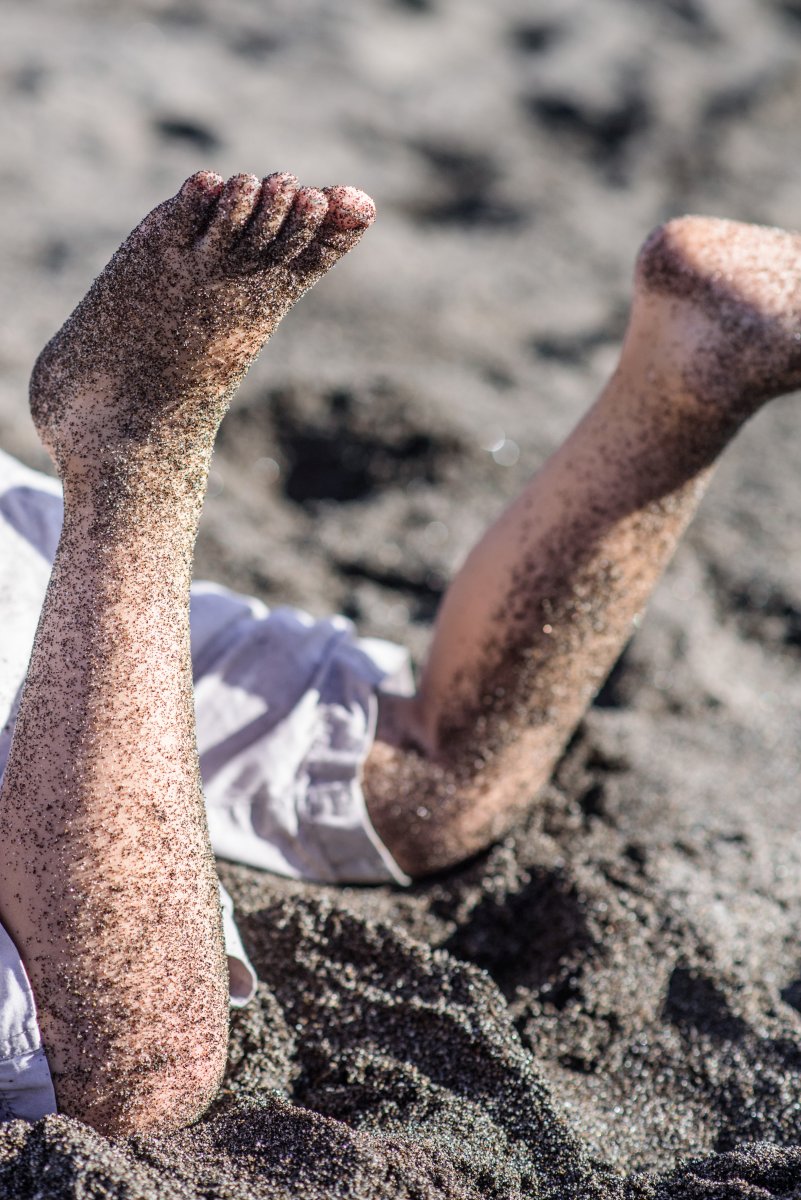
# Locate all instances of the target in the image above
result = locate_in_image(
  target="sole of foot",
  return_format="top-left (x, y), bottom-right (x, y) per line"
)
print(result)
top-left (628, 215), bottom-right (801, 413)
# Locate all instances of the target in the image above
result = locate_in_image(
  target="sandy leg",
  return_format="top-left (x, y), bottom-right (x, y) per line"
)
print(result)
top-left (365, 216), bottom-right (801, 876)
top-left (0, 171), bottom-right (374, 1135)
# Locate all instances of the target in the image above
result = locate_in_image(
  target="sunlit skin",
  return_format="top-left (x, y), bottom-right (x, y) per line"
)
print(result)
top-left (3, 177), bottom-right (801, 1137)
top-left (0, 171), bottom-right (375, 1136)
top-left (365, 217), bottom-right (801, 875)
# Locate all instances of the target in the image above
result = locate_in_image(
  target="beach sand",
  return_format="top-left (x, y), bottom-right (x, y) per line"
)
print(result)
top-left (4, 0), bottom-right (801, 1195)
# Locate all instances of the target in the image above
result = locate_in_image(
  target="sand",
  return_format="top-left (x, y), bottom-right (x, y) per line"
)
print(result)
top-left (4, 0), bottom-right (801, 1194)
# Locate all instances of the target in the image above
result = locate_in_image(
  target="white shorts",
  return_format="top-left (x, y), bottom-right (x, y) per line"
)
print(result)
top-left (0, 449), bottom-right (411, 1121)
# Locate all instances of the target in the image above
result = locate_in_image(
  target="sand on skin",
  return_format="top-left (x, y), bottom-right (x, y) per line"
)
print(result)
top-left (3, 0), bottom-right (801, 1195)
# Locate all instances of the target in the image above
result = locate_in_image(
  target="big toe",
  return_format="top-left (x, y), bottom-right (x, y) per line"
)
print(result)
top-left (290, 186), bottom-right (376, 282)
top-left (322, 185), bottom-right (377, 232)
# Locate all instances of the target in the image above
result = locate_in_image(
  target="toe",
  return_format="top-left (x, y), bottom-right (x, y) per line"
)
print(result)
top-left (321, 185), bottom-right (377, 232)
top-left (289, 186), bottom-right (376, 282)
top-left (265, 187), bottom-right (329, 265)
top-left (240, 172), bottom-right (299, 256)
top-left (202, 173), bottom-right (262, 248)
top-left (179, 170), bottom-right (225, 211)
top-left (134, 171), bottom-right (224, 246)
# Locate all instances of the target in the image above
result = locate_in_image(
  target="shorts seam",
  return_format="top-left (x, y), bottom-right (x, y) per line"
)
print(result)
top-left (0, 1020), bottom-right (43, 1064)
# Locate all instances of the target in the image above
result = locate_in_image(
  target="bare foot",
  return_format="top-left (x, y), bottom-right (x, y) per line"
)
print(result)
top-left (630, 215), bottom-right (801, 416)
top-left (30, 171), bottom-right (375, 486)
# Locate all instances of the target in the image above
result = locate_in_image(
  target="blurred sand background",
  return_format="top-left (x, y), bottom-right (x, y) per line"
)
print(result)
top-left (5, 0), bottom-right (801, 1196)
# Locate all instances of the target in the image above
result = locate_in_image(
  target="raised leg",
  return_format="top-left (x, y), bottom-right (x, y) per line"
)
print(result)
top-left (0, 171), bottom-right (375, 1135)
top-left (365, 217), bottom-right (801, 876)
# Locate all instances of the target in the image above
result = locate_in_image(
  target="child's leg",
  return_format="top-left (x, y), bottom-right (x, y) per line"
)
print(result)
top-left (366, 217), bottom-right (801, 877)
top-left (0, 171), bottom-right (375, 1135)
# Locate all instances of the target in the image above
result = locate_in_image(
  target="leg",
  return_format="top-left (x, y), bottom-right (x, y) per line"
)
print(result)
top-left (366, 217), bottom-right (801, 877)
top-left (0, 171), bottom-right (374, 1135)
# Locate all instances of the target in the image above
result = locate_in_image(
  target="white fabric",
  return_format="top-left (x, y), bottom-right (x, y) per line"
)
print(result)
top-left (0, 447), bottom-right (411, 1121)
top-left (219, 882), bottom-right (257, 1008)
top-left (0, 921), bottom-right (56, 1122)
top-left (191, 584), bottom-right (412, 885)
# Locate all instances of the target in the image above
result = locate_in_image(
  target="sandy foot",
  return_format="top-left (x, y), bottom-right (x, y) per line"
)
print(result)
top-left (29, 170), bottom-right (376, 482)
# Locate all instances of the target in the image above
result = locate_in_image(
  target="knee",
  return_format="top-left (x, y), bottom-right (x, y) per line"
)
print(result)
top-left (364, 740), bottom-right (505, 879)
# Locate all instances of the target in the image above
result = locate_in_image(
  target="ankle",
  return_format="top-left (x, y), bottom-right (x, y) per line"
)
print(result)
top-left (62, 445), bottom-right (207, 522)
top-left (60, 474), bottom-right (201, 566)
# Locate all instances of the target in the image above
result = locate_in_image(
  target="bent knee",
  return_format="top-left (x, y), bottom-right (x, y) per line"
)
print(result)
top-left (364, 740), bottom-right (512, 879)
